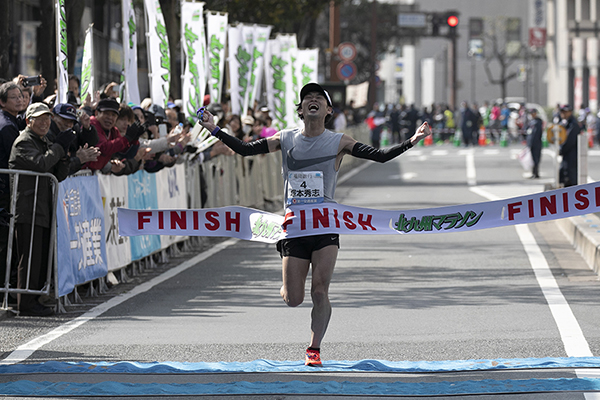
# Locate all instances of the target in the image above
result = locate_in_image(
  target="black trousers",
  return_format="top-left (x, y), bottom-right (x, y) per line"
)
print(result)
top-left (15, 223), bottom-right (51, 311)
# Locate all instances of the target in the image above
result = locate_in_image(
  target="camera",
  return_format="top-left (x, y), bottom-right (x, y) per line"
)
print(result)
top-left (23, 76), bottom-right (41, 87)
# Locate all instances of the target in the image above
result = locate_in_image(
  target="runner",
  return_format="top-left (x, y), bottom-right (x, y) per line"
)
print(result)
top-left (197, 83), bottom-right (431, 366)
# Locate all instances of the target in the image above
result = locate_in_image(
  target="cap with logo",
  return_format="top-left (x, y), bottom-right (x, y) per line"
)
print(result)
top-left (300, 83), bottom-right (332, 107)
top-left (96, 98), bottom-right (120, 115)
top-left (53, 103), bottom-right (78, 121)
top-left (26, 102), bottom-right (52, 120)
top-left (559, 104), bottom-right (573, 112)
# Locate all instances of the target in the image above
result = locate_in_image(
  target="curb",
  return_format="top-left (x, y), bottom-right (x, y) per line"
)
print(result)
top-left (556, 214), bottom-right (600, 276)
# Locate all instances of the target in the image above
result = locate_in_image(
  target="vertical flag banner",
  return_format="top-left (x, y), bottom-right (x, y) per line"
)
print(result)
top-left (206, 11), bottom-right (228, 104)
top-left (246, 25), bottom-right (272, 114)
top-left (228, 24), bottom-right (254, 116)
top-left (182, 1), bottom-right (208, 119)
top-left (55, 0), bottom-right (69, 104)
top-left (296, 49), bottom-right (319, 88)
top-left (528, 0), bottom-right (547, 48)
top-left (283, 35), bottom-right (299, 127)
top-left (80, 24), bottom-right (95, 105)
top-left (265, 38), bottom-right (287, 131)
top-left (122, 0), bottom-right (141, 105)
top-left (144, 0), bottom-right (171, 107)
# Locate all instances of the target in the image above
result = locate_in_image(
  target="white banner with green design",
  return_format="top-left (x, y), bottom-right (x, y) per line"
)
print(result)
top-left (264, 35), bottom-right (296, 131)
top-left (55, 0), bottom-right (69, 104)
top-left (206, 11), bottom-right (227, 105)
top-left (122, 0), bottom-right (140, 105)
top-left (295, 49), bottom-right (319, 88)
top-left (182, 1), bottom-right (208, 119)
top-left (80, 24), bottom-right (95, 105)
top-left (144, 0), bottom-right (170, 107)
top-left (246, 25), bottom-right (272, 115)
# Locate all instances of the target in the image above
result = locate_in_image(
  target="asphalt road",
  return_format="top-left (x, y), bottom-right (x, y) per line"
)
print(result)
top-left (2, 143), bottom-right (600, 399)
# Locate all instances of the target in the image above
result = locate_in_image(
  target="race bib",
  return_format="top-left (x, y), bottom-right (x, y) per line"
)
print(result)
top-left (287, 171), bottom-right (324, 205)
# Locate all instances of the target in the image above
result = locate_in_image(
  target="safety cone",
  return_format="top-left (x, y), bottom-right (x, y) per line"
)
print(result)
top-left (499, 130), bottom-right (508, 147)
top-left (588, 129), bottom-right (594, 148)
top-left (424, 133), bottom-right (433, 146)
top-left (453, 129), bottom-right (461, 147)
top-left (478, 128), bottom-right (487, 146)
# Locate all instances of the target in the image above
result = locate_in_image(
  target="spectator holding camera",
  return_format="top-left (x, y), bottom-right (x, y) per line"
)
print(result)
top-left (87, 98), bottom-right (144, 173)
top-left (48, 103), bottom-right (100, 175)
top-left (9, 103), bottom-right (72, 316)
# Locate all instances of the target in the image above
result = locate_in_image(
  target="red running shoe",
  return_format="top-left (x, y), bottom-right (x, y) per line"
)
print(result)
top-left (305, 348), bottom-right (322, 366)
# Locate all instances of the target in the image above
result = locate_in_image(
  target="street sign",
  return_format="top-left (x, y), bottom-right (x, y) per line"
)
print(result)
top-left (336, 61), bottom-right (357, 81)
top-left (398, 13), bottom-right (427, 28)
top-left (338, 42), bottom-right (357, 61)
top-left (546, 124), bottom-right (567, 145)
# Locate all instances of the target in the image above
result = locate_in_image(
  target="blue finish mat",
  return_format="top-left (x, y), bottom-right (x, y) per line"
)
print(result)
top-left (1, 357), bottom-right (600, 374)
top-left (1, 378), bottom-right (600, 397)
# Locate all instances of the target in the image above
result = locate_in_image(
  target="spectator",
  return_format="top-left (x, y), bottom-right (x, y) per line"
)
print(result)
top-left (9, 103), bottom-right (72, 316)
top-left (48, 103), bottom-right (100, 175)
top-left (333, 107), bottom-right (347, 132)
top-left (98, 82), bottom-right (119, 100)
top-left (460, 102), bottom-right (478, 147)
top-left (527, 108), bottom-right (544, 179)
top-left (0, 82), bottom-right (25, 289)
top-left (68, 74), bottom-right (80, 106)
top-left (558, 104), bottom-right (581, 187)
top-left (241, 115), bottom-right (254, 140)
top-left (225, 114), bottom-right (244, 140)
top-left (165, 107), bottom-right (179, 131)
top-left (87, 98), bottom-right (143, 172)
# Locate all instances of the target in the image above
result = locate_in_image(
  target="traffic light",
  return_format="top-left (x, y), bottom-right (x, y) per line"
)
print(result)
top-left (446, 12), bottom-right (459, 37)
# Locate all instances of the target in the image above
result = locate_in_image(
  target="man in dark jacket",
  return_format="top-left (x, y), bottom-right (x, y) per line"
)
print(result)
top-left (558, 104), bottom-right (581, 187)
top-left (0, 82), bottom-right (25, 288)
top-left (9, 103), bottom-right (73, 316)
top-left (48, 103), bottom-right (100, 175)
top-left (527, 108), bottom-right (544, 178)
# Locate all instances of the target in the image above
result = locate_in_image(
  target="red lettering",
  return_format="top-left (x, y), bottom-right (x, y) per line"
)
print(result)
top-left (170, 211), bottom-right (187, 229)
top-left (575, 189), bottom-right (590, 210)
top-left (540, 195), bottom-right (556, 216)
top-left (205, 211), bottom-right (220, 231)
top-left (158, 211), bottom-right (164, 229)
top-left (226, 212), bottom-right (240, 232)
top-left (563, 192), bottom-right (569, 213)
top-left (138, 211), bottom-right (152, 229)
top-left (333, 208), bottom-right (340, 228)
top-left (507, 202), bottom-right (521, 221)
top-left (300, 209), bottom-right (306, 230)
top-left (313, 208), bottom-right (330, 229)
top-left (528, 199), bottom-right (534, 218)
top-left (358, 213), bottom-right (376, 230)
top-left (193, 211), bottom-right (199, 230)
top-left (343, 211), bottom-right (356, 230)
top-left (282, 212), bottom-right (294, 232)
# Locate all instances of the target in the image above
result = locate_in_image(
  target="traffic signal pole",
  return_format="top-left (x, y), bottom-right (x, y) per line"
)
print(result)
top-left (448, 33), bottom-right (457, 110)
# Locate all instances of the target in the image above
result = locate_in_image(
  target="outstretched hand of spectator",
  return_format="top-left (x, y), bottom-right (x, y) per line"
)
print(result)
top-left (78, 108), bottom-right (91, 130)
top-left (134, 146), bottom-right (153, 162)
top-left (125, 122), bottom-right (146, 143)
top-left (76, 144), bottom-right (100, 164)
top-left (110, 159), bottom-right (125, 174)
top-left (33, 76), bottom-right (47, 98)
top-left (158, 153), bottom-right (175, 165)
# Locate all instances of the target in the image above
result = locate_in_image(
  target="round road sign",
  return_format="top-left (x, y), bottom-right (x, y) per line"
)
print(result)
top-left (546, 124), bottom-right (567, 145)
top-left (338, 42), bottom-right (357, 61)
top-left (336, 61), bottom-right (357, 81)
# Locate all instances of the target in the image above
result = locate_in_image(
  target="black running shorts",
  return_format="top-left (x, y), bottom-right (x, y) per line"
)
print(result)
top-left (276, 234), bottom-right (340, 260)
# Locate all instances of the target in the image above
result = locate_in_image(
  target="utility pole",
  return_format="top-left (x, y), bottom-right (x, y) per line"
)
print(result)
top-left (369, 0), bottom-right (378, 110)
top-left (329, 1), bottom-right (341, 82)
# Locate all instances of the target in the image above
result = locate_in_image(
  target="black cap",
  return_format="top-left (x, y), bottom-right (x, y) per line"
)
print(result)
top-left (559, 104), bottom-right (573, 112)
top-left (300, 83), bottom-right (332, 107)
top-left (96, 98), bottom-right (120, 115)
top-left (53, 103), bottom-right (78, 121)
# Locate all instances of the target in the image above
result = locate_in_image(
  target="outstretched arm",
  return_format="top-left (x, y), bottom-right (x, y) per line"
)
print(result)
top-left (197, 107), bottom-right (280, 155)
top-left (341, 121), bottom-right (431, 163)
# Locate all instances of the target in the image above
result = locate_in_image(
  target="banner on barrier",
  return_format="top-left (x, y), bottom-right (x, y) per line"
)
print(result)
top-left (128, 170), bottom-right (161, 260)
top-left (118, 181), bottom-right (600, 243)
top-left (155, 164), bottom-right (188, 248)
top-left (56, 175), bottom-right (108, 297)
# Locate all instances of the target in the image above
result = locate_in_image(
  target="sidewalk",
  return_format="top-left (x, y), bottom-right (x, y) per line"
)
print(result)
top-left (556, 213), bottom-right (600, 277)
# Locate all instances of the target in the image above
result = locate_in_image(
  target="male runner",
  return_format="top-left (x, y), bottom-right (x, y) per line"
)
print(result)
top-left (197, 83), bottom-right (431, 366)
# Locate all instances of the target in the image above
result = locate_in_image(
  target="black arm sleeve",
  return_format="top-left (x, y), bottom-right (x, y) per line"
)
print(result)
top-left (214, 129), bottom-right (270, 156)
top-left (351, 139), bottom-right (413, 163)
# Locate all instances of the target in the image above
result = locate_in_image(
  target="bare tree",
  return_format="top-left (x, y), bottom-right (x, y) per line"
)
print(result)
top-left (482, 17), bottom-right (523, 101)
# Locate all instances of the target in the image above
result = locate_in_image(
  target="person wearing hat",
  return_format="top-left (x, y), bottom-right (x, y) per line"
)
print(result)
top-left (558, 104), bottom-right (581, 187)
top-left (87, 98), bottom-right (145, 172)
top-left (526, 108), bottom-right (544, 179)
top-left (197, 82), bottom-right (432, 366)
top-left (8, 103), bottom-right (73, 316)
top-left (48, 103), bottom-right (100, 175)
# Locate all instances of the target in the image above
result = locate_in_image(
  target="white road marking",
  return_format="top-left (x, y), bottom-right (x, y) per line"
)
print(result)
top-left (0, 239), bottom-right (239, 365)
top-left (471, 186), bottom-right (596, 399)
top-left (466, 151), bottom-right (476, 186)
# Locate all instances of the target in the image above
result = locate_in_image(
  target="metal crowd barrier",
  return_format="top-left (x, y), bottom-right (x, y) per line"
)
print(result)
top-left (0, 169), bottom-right (59, 310)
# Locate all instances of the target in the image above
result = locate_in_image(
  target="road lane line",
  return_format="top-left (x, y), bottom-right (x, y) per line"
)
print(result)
top-left (466, 151), bottom-right (476, 186)
top-left (471, 186), bottom-right (597, 399)
top-left (0, 238), bottom-right (239, 365)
